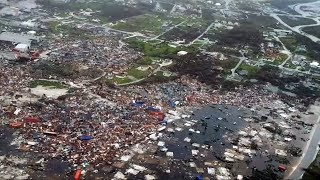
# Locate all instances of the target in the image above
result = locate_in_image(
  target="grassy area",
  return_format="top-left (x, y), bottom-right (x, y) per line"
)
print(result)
top-left (303, 25), bottom-right (320, 39)
top-left (47, 21), bottom-right (93, 39)
top-left (285, 60), bottom-right (298, 69)
top-left (159, 2), bottom-right (174, 12)
top-left (127, 67), bottom-right (152, 79)
top-left (126, 38), bottom-right (195, 58)
top-left (29, 80), bottom-right (69, 89)
top-left (180, 17), bottom-right (210, 31)
top-left (218, 59), bottom-right (239, 76)
top-left (137, 57), bottom-right (163, 65)
top-left (273, 53), bottom-right (288, 65)
top-left (238, 63), bottom-right (260, 78)
top-left (126, 38), bottom-right (176, 57)
top-left (279, 15), bottom-right (316, 27)
top-left (279, 36), bottom-right (298, 52)
top-left (114, 77), bottom-right (133, 85)
top-left (112, 14), bottom-right (165, 34)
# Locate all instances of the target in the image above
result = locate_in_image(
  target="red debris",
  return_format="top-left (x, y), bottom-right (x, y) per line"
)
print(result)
top-left (24, 117), bottom-right (41, 123)
top-left (149, 111), bottom-right (165, 121)
top-left (74, 169), bottom-right (82, 180)
top-left (278, 165), bottom-right (287, 172)
top-left (31, 51), bottom-right (40, 60)
top-left (10, 122), bottom-right (24, 128)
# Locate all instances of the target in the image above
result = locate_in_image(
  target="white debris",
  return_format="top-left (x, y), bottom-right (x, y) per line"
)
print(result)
top-left (237, 175), bottom-right (244, 180)
top-left (120, 155), bottom-right (132, 162)
top-left (167, 128), bottom-right (175, 132)
top-left (15, 174), bottom-right (30, 180)
top-left (145, 174), bottom-right (156, 180)
top-left (160, 147), bottom-right (168, 152)
top-left (175, 127), bottom-right (182, 131)
top-left (14, 108), bottom-right (21, 115)
top-left (249, 130), bottom-right (258, 137)
top-left (166, 152), bottom-right (174, 157)
top-left (284, 137), bottom-right (292, 142)
top-left (192, 143), bottom-right (200, 148)
top-left (149, 133), bottom-right (158, 141)
top-left (157, 126), bottom-right (166, 132)
top-left (275, 149), bottom-right (287, 157)
top-left (126, 168), bottom-right (139, 175)
top-left (184, 137), bottom-right (191, 142)
top-left (181, 114), bottom-right (190, 118)
top-left (238, 137), bottom-right (251, 147)
top-left (190, 162), bottom-right (196, 167)
top-left (114, 171), bottom-right (126, 179)
top-left (157, 141), bottom-right (165, 147)
top-left (36, 158), bottom-right (45, 164)
top-left (208, 167), bottom-right (215, 175)
top-left (192, 150), bottom-right (199, 156)
top-left (27, 141), bottom-right (38, 146)
top-left (113, 143), bottom-right (120, 149)
top-left (131, 164), bottom-right (147, 172)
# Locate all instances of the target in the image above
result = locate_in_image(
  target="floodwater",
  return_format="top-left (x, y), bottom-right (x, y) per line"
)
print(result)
top-left (0, 126), bottom-right (71, 179)
top-left (163, 105), bottom-right (248, 159)
top-left (1, 104), bottom-right (286, 179)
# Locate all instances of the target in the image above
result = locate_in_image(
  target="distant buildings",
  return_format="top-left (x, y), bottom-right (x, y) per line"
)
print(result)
top-left (292, 55), bottom-right (307, 66)
top-left (310, 61), bottom-right (320, 73)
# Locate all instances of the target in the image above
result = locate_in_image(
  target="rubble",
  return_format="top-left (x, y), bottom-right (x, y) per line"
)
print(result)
top-left (0, 0), bottom-right (319, 179)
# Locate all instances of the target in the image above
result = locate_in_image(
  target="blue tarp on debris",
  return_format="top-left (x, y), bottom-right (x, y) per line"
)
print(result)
top-left (146, 107), bottom-right (160, 112)
top-left (131, 101), bottom-right (145, 107)
top-left (79, 135), bottom-right (93, 141)
top-left (169, 100), bottom-right (176, 108)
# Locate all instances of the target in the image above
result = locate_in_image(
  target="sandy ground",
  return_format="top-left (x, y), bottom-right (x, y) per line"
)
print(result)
top-left (30, 86), bottom-right (68, 99)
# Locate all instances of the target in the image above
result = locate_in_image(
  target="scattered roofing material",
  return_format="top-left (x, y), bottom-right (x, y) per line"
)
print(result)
top-left (0, 32), bottom-right (40, 45)
top-left (14, 43), bottom-right (29, 52)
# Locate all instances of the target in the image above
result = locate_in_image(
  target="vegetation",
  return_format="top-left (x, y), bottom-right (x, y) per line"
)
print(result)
top-left (302, 26), bottom-right (320, 39)
top-left (270, 0), bottom-right (315, 14)
top-left (279, 16), bottom-right (316, 27)
top-left (215, 24), bottom-right (264, 55)
top-left (114, 77), bottom-right (133, 85)
top-left (112, 14), bottom-right (165, 34)
top-left (205, 45), bottom-right (242, 57)
top-left (126, 38), bottom-right (198, 58)
top-left (249, 164), bottom-right (282, 180)
top-left (244, 14), bottom-right (283, 29)
top-left (270, 155), bottom-right (290, 164)
top-left (273, 53), bottom-right (288, 65)
top-left (238, 63), bottom-right (260, 78)
top-left (159, 2), bottom-right (174, 12)
top-left (39, 0), bottom-right (153, 22)
top-left (279, 36), bottom-right (298, 52)
top-left (29, 80), bottom-right (68, 89)
top-left (286, 146), bottom-right (302, 157)
top-left (126, 38), bottom-right (179, 58)
top-left (281, 34), bottom-right (320, 60)
top-left (47, 22), bottom-right (93, 39)
top-left (127, 67), bottom-right (152, 79)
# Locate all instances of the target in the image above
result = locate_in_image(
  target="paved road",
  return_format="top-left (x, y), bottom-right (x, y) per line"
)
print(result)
top-left (273, 35), bottom-right (292, 67)
top-left (270, 11), bottom-right (320, 43)
top-left (150, 20), bottom-right (186, 40)
top-left (186, 22), bottom-right (214, 46)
